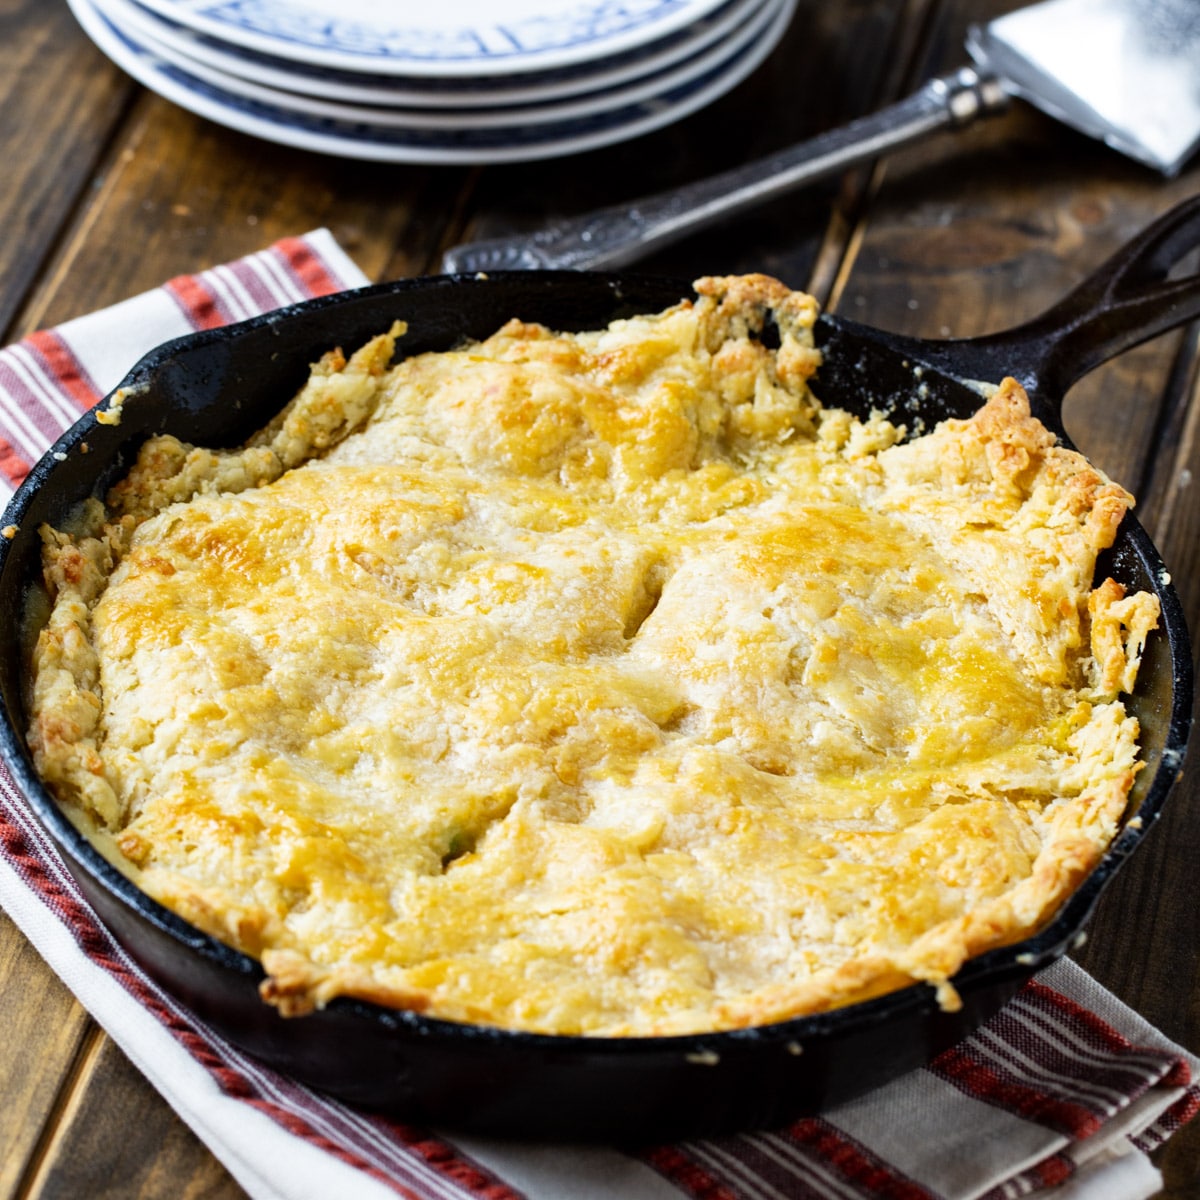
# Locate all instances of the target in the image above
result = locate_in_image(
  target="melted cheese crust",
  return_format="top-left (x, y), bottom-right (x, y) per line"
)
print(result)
top-left (29, 275), bottom-right (1158, 1035)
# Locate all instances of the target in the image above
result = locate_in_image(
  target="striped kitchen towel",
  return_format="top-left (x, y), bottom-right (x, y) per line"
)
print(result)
top-left (0, 234), bottom-right (1196, 1200)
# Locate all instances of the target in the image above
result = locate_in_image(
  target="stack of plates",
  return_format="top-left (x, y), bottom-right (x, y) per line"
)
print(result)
top-left (66, 0), bottom-right (797, 164)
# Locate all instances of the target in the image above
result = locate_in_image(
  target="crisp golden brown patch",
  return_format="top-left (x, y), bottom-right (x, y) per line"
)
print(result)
top-left (28, 277), bottom-right (1158, 1035)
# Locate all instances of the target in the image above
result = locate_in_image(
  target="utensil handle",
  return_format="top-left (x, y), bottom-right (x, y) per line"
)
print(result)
top-left (900, 195), bottom-right (1200, 404)
top-left (441, 68), bottom-right (1008, 274)
top-left (1023, 195), bottom-right (1200, 397)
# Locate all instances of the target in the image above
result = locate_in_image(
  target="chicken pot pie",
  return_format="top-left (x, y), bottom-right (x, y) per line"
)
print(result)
top-left (27, 275), bottom-right (1158, 1036)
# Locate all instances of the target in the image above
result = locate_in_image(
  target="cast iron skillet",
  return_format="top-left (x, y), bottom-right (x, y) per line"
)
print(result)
top-left (0, 198), bottom-right (1197, 1142)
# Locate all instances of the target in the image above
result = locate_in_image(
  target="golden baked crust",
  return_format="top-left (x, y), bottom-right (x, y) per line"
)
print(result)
top-left (28, 276), bottom-right (1158, 1035)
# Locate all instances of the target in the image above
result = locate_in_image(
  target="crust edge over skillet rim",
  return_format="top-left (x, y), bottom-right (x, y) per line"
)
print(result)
top-left (21, 274), bottom-right (1161, 1041)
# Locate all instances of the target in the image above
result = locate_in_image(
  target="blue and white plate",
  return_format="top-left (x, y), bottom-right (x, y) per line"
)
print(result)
top-left (106, 0), bottom-right (767, 108)
top-left (101, 0), bottom-right (782, 129)
top-left (129, 0), bottom-right (738, 77)
top-left (69, 0), bottom-right (795, 163)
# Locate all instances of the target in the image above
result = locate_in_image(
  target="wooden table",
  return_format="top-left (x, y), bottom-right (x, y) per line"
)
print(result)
top-left (1, 1), bottom-right (1197, 1195)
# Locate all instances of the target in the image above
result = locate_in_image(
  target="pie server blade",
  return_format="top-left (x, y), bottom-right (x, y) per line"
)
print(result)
top-left (968, 0), bottom-right (1200, 176)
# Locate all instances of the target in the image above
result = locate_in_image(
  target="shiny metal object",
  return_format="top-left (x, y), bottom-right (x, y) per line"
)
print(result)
top-left (442, 0), bottom-right (1200, 274)
top-left (970, 0), bottom-right (1200, 175)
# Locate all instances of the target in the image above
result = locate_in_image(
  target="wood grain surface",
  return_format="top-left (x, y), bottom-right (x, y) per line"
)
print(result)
top-left (1, 1), bottom-right (1197, 1196)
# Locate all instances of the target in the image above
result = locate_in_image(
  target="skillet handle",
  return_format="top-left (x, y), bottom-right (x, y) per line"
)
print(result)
top-left (893, 196), bottom-right (1200, 410)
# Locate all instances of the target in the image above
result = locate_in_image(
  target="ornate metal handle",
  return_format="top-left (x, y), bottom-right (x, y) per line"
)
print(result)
top-left (441, 67), bottom-right (1009, 274)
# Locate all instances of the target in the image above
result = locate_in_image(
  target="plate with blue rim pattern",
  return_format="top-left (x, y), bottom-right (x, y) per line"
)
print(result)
top-left (129, 0), bottom-right (739, 77)
top-left (69, 0), bottom-right (795, 162)
top-left (106, 0), bottom-right (782, 130)
top-left (107, 0), bottom-right (766, 107)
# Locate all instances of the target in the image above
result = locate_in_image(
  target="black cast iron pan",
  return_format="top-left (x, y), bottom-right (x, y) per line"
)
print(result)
top-left (0, 198), bottom-right (1197, 1142)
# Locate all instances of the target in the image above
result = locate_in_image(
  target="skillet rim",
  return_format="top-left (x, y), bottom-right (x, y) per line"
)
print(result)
top-left (0, 270), bottom-right (1190, 1082)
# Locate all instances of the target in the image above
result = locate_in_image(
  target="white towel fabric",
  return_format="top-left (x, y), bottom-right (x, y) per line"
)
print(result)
top-left (0, 233), bottom-right (1194, 1200)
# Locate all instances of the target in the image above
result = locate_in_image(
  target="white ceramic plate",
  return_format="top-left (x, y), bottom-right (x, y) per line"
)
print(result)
top-left (98, 0), bottom-right (782, 131)
top-left (111, 0), bottom-right (765, 108)
top-left (70, 0), bottom-right (795, 163)
top-left (130, 0), bottom-right (736, 77)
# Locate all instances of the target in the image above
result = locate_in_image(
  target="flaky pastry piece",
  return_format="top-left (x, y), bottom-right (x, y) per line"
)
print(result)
top-left (28, 277), bottom-right (1158, 1035)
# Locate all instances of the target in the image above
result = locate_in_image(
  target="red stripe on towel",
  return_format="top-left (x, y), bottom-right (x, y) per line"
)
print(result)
top-left (786, 1120), bottom-right (939, 1200)
top-left (643, 1145), bottom-right (744, 1200)
top-left (933, 1043), bottom-right (1103, 1139)
top-left (165, 271), bottom-right (228, 330)
top-left (25, 329), bottom-right (102, 412)
top-left (0, 438), bottom-right (30, 489)
top-left (275, 235), bottom-right (345, 297)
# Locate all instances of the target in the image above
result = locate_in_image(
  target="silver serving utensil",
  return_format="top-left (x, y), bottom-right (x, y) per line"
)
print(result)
top-left (442, 0), bottom-right (1200, 274)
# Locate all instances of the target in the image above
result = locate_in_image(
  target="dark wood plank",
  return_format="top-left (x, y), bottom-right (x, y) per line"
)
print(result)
top-left (15, 90), bottom-right (472, 336)
top-left (0, 0), bottom-right (134, 339)
top-left (20, 1034), bottom-right (246, 1200)
top-left (0, 912), bottom-right (91, 1200)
